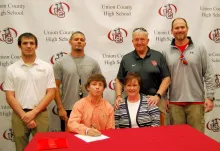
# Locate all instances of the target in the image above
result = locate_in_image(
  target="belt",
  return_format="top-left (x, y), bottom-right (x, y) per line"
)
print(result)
top-left (23, 108), bottom-right (47, 112)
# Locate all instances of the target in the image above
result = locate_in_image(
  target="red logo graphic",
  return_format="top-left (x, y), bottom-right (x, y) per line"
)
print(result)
top-left (108, 79), bottom-right (116, 90)
top-left (151, 60), bottom-right (157, 66)
top-left (52, 105), bottom-right (58, 115)
top-left (206, 118), bottom-right (220, 132)
top-left (50, 51), bottom-right (68, 64)
top-left (209, 28), bottom-right (220, 43)
top-left (3, 128), bottom-right (14, 142)
top-left (108, 28), bottom-right (128, 43)
top-left (49, 2), bottom-right (70, 18)
top-left (0, 82), bottom-right (5, 92)
top-left (0, 27), bottom-right (18, 44)
top-left (158, 4), bottom-right (177, 19)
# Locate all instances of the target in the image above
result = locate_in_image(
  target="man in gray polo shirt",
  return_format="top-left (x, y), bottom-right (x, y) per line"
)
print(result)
top-left (162, 18), bottom-right (215, 132)
top-left (53, 31), bottom-right (101, 131)
top-left (115, 28), bottom-right (171, 110)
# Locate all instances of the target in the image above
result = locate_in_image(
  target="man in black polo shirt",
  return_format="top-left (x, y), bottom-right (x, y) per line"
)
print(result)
top-left (115, 27), bottom-right (171, 108)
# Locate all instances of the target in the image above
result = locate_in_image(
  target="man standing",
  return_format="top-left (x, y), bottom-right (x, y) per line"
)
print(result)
top-left (53, 31), bottom-right (101, 131)
top-left (163, 18), bottom-right (215, 132)
top-left (4, 32), bottom-right (56, 151)
top-left (115, 28), bottom-right (171, 108)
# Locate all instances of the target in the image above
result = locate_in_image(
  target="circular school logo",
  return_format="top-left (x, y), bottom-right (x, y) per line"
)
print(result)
top-left (49, 2), bottom-right (70, 18)
top-left (158, 4), bottom-right (177, 19)
top-left (0, 27), bottom-right (18, 44)
top-left (108, 28), bottom-right (128, 43)
top-left (209, 28), bottom-right (220, 43)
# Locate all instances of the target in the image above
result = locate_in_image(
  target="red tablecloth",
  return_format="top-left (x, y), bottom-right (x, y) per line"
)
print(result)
top-left (25, 124), bottom-right (220, 151)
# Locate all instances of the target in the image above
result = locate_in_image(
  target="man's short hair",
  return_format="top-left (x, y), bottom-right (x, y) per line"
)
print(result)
top-left (69, 31), bottom-right (86, 40)
top-left (132, 27), bottom-right (148, 38)
top-left (85, 74), bottom-right (107, 91)
top-left (171, 17), bottom-right (188, 29)
top-left (18, 32), bottom-right (38, 46)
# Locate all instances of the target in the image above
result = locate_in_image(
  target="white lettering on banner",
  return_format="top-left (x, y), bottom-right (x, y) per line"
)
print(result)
top-left (8, 3), bottom-right (25, 9)
top-left (0, 105), bottom-right (12, 117)
top-left (117, 5), bottom-right (132, 10)
top-left (209, 53), bottom-right (220, 63)
top-left (44, 30), bottom-right (59, 35)
top-left (213, 7), bottom-right (220, 11)
top-left (10, 55), bottom-right (20, 59)
top-left (102, 53), bottom-right (124, 58)
top-left (59, 37), bottom-right (69, 41)
top-left (0, 5), bottom-right (6, 8)
top-left (209, 53), bottom-right (220, 56)
top-left (154, 30), bottom-right (171, 35)
top-left (59, 30), bottom-right (74, 35)
top-left (200, 6), bottom-right (220, 18)
top-left (104, 11), bottom-right (114, 17)
top-left (202, 12), bottom-right (211, 18)
top-left (0, 61), bottom-right (14, 67)
top-left (46, 37), bottom-right (57, 42)
top-left (102, 5), bottom-right (115, 9)
top-left (200, 6), bottom-right (212, 11)
top-left (213, 13), bottom-right (220, 17)
top-left (0, 54), bottom-right (19, 67)
top-left (101, 4), bottom-right (132, 17)
top-left (44, 30), bottom-right (73, 42)
top-left (7, 10), bottom-right (23, 15)
top-left (154, 30), bottom-right (172, 42)
top-left (102, 53), bottom-right (123, 66)
top-left (0, 55), bottom-right (10, 59)
top-left (155, 37), bottom-right (172, 42)
top-left (116, 11), bottom-right (131, 16)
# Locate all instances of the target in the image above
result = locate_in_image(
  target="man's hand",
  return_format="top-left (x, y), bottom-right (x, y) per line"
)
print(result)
top-left (165, 99), bottom-right (170, 113)
top-left (87, 128), bottom-right (101, 137)
top-left (26, 120), bottom-right (37, 129)
top-left (204, 98), bottom-right (214, 112)
top-left (58, 107), bottom-right (68, 121)
top-left (114, 96), bottom-right (123, 110)
top-left (22, 110), bottom-right (37, 124)
top-left (148, 95), bottom-right (160, 106)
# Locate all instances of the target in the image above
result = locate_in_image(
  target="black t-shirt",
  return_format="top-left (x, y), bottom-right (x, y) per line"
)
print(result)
top-left (117, 48), bottom-right (170, 95)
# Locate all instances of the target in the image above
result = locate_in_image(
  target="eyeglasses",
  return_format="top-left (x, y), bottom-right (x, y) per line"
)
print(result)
top-left (133, 27), bottom-right (147, 32)
top-left (179, 54), bottom-right (188, 65)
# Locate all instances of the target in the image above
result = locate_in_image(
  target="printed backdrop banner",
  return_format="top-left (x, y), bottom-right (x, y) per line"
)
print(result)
top-left (0, 0), bottom-right (220, 150)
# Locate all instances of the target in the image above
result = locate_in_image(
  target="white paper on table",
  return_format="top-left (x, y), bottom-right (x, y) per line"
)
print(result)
top-left (74, 134), bottom-right (109, 143)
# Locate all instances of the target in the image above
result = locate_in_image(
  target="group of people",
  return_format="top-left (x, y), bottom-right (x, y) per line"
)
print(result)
top-left (4, 17), bottom-right (215, 151)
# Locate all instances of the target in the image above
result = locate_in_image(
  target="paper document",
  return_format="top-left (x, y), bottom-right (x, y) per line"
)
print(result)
top-left (75, 134), bottom-right (109, 143)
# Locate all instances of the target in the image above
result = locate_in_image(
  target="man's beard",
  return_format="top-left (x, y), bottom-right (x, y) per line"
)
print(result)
top-left (176, 34), bottom-right (187, 41)
top-left (74, 48), bottom-right (83, 52)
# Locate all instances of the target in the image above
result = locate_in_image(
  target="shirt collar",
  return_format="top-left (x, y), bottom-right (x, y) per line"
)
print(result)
top-left (133, 47), bottom-right (151, 59)
top-left (171, 36), bottom-right (193, 46)
top-left (19, 57), bottom-right (40, 66)
top-left (86, 95), bottom-right (103, 106)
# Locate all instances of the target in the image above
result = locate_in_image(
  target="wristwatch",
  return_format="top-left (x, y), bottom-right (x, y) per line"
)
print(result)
top-left (155, 93), bottom-right (162, 99)
top-left (208, 97), bottom-right (215, 101)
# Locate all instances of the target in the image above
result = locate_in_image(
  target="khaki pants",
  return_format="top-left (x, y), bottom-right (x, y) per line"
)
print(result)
top-left (169, 104), bottom-right (205, 133)
top-left (157, 98), bottom-right (170, 126)
top-left (12, 110), bottom-right (49, 151)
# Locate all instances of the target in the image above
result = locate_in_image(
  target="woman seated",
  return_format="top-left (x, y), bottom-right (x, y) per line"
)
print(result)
top-left (115, 72), bottom-right (160, 128)
top-left (68, 74), bottom-right (115, 136)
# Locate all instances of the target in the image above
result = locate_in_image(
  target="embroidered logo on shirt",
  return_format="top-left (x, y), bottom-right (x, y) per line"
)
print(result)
top-left (151, 60), bottom-right (157, 66)
top-left (132, 64), bottom-right (136, 67)
top-left (36, 68), bottom-right (46, 72)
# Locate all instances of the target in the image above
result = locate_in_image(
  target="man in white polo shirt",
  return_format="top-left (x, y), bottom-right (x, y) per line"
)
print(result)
top-left (4, 32), bottom-right (56, 151)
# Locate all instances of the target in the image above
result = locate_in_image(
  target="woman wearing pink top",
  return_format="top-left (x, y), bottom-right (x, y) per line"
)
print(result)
top-left (68, 74), bottom-right (115, 136)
